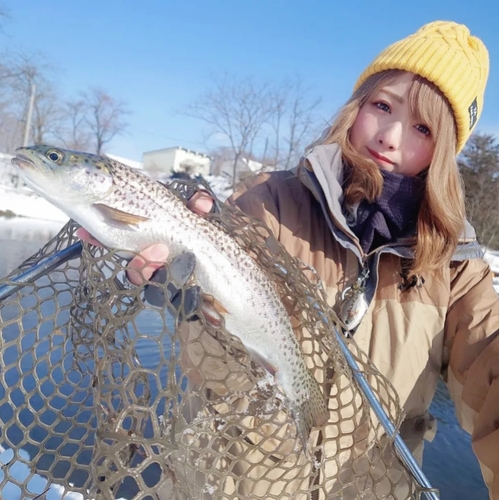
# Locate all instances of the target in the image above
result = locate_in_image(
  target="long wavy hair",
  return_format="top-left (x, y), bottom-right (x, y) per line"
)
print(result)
top-left (319, 70), bottom-right (464, 275)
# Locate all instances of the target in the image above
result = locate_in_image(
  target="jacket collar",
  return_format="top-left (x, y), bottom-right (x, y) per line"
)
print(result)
top-left (297, 143), bottom-right (353, 236)
top-left (295, 143), bottom-right (481, 260)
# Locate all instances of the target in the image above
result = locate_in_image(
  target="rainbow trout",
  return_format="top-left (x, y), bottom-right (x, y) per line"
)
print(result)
top-left (12, 145), bottom-right (329, 451)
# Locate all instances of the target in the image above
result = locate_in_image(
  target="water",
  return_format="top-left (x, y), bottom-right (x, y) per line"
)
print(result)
top-left (0, 217), bottom-right (489, 499)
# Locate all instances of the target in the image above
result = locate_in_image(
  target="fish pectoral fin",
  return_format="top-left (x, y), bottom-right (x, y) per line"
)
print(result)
top-left (93, 203), bottom-right (150, 226)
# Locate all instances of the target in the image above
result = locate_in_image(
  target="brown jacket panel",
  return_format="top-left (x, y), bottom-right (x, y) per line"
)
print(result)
top-left (228, 144), bottom-right (499, 498)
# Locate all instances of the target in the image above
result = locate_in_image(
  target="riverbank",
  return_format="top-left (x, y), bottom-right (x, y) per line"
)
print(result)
top-left (0, 186), bottom-right (68, 222)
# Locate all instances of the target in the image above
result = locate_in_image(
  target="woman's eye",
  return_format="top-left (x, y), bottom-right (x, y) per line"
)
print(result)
top-left (415, 124), bottom-right (431, 136)
top-left (374, 101), bottom-right (390, 113)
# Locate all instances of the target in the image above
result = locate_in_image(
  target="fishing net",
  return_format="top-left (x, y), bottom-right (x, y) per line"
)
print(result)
top-left (0, 179), bottom-right (433, 499)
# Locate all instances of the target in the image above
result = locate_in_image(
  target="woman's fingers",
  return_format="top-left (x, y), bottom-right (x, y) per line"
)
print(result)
top-left (127, 244), bottom-right (170, 285)
top-left (76, 228), bottom-right (104, 247)
top-left (77, 228), bottom-right (169, 285)
top-left (188, 190), bottom-right (215, 215)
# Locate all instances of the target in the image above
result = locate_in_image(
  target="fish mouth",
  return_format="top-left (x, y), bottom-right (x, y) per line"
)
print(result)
top-left (11, 154), bottom-right (36, 170)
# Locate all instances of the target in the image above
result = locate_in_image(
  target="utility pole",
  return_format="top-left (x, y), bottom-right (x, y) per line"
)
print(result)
top-left (262, 137), bottom-right (269, 168)
top-left (23, 83), bottom-right (36, 147)
top-left (16, 83), bottom-right (36, 192)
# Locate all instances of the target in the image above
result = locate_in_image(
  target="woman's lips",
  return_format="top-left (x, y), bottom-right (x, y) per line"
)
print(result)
top-left (367, 147), bottom-right (395, 165)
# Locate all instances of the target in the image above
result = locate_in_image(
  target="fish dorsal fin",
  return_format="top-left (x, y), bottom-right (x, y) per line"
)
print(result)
top-left (93, 203), bottom-right (150, 226)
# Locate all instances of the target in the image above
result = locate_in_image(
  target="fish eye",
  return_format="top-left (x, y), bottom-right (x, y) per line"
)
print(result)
top-left (46, 149), bottom-right (64, 163)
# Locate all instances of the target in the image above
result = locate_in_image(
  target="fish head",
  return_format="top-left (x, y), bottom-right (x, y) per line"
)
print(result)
top-left (11, 145), bottom-right (114, 205)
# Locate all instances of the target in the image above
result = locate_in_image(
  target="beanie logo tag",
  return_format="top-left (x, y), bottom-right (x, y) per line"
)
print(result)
top-left (469, 98), bottom-right (478, 130)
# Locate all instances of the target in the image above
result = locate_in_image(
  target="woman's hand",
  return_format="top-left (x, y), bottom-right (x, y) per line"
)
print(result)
top-left (77, 190), bottom-right (215, 285)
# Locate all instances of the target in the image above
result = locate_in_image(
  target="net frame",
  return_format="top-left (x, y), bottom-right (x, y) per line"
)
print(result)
top-left (0, 179), bottom-right (432, 499)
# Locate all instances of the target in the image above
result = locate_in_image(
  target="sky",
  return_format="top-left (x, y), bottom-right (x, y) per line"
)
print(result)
top-left (1, 0), bottom-right (498, 162)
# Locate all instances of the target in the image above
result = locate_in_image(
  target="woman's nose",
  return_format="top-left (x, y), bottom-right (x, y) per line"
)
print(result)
top-left (377, 122), bottom-right (402, 150)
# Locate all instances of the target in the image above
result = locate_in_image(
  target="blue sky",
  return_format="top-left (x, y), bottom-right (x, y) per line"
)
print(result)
top-left (1, 0), bottom-right (497, 162)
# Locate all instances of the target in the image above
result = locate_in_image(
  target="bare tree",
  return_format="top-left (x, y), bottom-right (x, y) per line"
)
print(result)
top-left (0, 4), bottom-right (10, 33)
top-left (265, 79), bottom-right (322, 170)
top-left (186, 74), bottom-right (277, 190)
top-left (0, 112), bottom-right (23, 153)
top-left (82, 87), bottom-right (129, 154)
top-left (32, 87), bottom-right (65, 145)
top-left (54, 99), bottom-right (92, 150)
top-left (0, 52), bottom-right (62, 150)
top-left (186, 74), bottom-right (323, 189)
top-left (0, 50), bottom-right (131, 154)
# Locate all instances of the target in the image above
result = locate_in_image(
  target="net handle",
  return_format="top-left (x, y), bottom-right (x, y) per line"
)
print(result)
top-left (0, 241), bottom-right (83, 301)
top-left (334, 326), bottom-right (440, 499)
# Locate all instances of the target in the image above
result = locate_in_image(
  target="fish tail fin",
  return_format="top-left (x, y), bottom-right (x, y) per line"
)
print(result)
top-left (296, 374), bottom-right (329, 454)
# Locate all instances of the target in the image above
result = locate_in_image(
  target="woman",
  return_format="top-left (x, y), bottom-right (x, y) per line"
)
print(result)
top-left (82, 20), bottom-right (498, 499)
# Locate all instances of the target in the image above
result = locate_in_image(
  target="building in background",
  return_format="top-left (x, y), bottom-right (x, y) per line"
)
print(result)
top-left (142, 147), bottom-right (211, 181)
top-left (105, 153), bottom-right (143, 170)
top-left (213, 156), bottom-right (278, 186)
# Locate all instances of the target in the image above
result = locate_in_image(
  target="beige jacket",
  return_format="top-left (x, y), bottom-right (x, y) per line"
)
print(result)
top-left (173, 143), bottom-right (499, 499)
top-left (223, 144), bottom-right (499, 499)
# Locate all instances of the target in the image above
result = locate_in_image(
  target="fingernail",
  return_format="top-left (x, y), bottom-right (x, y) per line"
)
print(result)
top-left (149, 244), bottom-right (169, 261)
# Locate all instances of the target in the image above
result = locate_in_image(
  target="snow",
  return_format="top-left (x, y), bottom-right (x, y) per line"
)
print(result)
top-left (482, 248), bottom-right (499, 293)
top-left (0, 186), bottom-right (69, 222)
top-left (482, 248), bottom-right (499, 273)
top-left (203, 174), bottom-right (233, 201)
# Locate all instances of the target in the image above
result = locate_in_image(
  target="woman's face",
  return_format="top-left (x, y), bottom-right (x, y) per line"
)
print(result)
top-left (350, 72), bottom-right (435, 176)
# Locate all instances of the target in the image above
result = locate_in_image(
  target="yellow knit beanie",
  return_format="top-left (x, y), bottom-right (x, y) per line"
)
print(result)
top-left (354, 21), bottom-right (489, 152)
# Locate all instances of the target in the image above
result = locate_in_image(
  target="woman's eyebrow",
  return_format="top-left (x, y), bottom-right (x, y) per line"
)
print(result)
top-left (378, 89), bottom-right (405, 104)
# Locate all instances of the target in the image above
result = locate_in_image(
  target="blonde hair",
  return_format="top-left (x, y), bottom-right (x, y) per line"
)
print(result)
top-left (321, 70), bottom-right (465, 275)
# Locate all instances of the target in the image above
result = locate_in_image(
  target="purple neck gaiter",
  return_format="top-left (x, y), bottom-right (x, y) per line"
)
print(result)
top-left (344, 168), bottom-right (425, 253)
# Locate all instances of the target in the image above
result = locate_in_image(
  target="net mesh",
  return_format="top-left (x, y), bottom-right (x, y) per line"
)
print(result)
top-left (0, 180), bottom-right (433, 499)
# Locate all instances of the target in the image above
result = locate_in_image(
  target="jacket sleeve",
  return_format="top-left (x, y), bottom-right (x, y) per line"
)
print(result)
top-left (226, 173), bottom-right (281, 238)
top-left (445, 257), bottom-right (499, 499)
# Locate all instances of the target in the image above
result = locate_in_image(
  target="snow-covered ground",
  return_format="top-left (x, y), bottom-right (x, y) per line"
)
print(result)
top-left (203, 174), bottom-right (233, 201)
top-left (482, 248), bottom-right (499, 272)
top-left (0, 186), bottom-right (68, 222)
top-left (482, 248), bottom-right (499, 293)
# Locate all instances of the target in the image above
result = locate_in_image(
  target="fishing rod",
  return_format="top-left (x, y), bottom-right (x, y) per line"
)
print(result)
top-left (0, 241), bottom-right (83, 301)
